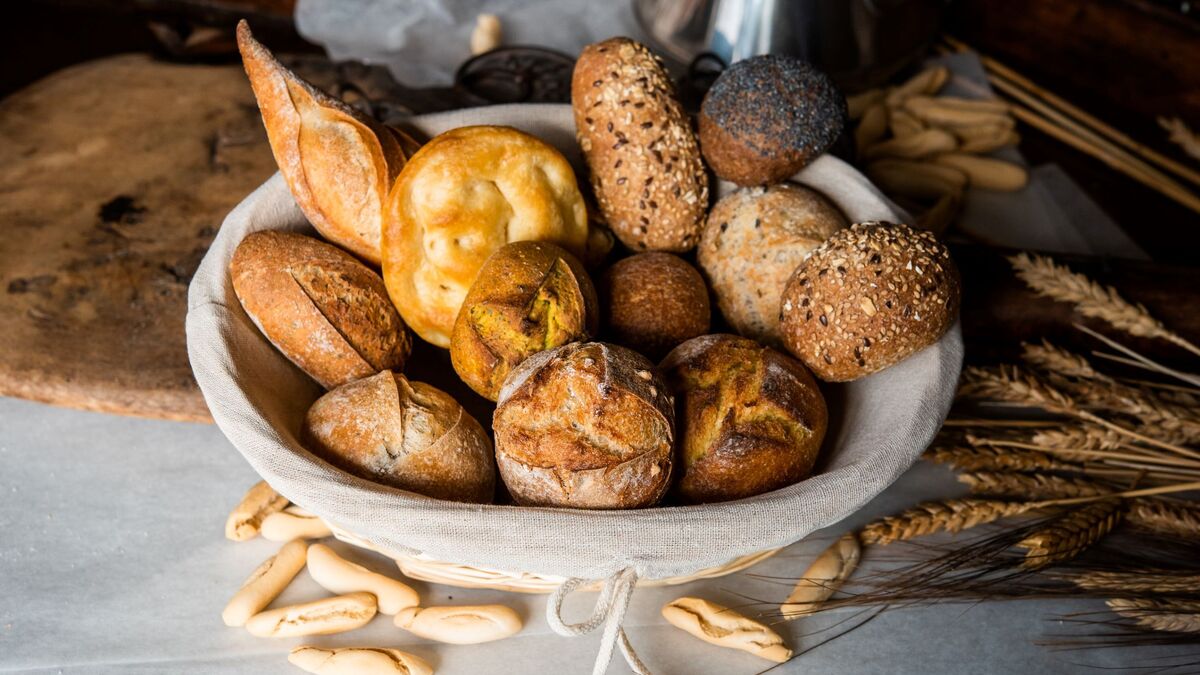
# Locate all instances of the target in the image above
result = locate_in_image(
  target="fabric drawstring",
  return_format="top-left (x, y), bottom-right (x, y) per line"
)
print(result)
top-left (546, 568), bottom-right (650, 675)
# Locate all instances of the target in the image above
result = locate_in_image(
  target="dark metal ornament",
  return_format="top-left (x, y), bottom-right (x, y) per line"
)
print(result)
top-left (454, 46), bottom-right (576, 104)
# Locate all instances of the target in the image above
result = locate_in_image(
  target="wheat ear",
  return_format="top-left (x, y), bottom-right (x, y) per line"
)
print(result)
top-left (1159, 116), bottom-right (1200, 161)
top-left (958, 472), bottom-right (1108, 500)
top-left (1031, 426), bottom-right (1122, 452)
top-left (1108, 598), bottom-right (1200, 634)
top-left (924, 445), bottom-right (1075, 472)
top-left (859, 499), bottom-right (1039, 546)
top-left (1124, 498), bottom-right (1200, 539)
top-left (1009, 253), bottom-right (1200, 358)
top-left (1022, 340), bottom-right (1108, 381)
top-left (1016, 500), bottom-right (1122, 569)
top-left (1074, 571), bottom-right (1200, 594)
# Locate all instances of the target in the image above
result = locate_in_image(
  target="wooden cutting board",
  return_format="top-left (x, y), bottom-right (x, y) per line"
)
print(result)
top-left (0, 55), bottom-right (277, 422)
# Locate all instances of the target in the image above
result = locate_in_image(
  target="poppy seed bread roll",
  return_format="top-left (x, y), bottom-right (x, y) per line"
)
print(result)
top-left (493, 342), bottom-right (674, 508)
top-left (778, 222), bottom-right (960, 381)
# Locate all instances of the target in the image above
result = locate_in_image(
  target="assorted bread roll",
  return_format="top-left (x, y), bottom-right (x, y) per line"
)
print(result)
top-left (230, 231), bottom-right (411, 389)
top-left (601, 252), bottom-right (711, 360)
top-left (661, 335), bottom-right (827, 503)
top-left (493, 342), bottom-right (674, 508)
top-left (301, 371), bottom-right (495, 503)
top-left (231, 26), bottom-right (960, 510)
top-left (779, 222), bottom-right (961, 382)
top-left (451, 241), bottom-right (598, 401)
top-left (698, 185), bottom-right (847, 344)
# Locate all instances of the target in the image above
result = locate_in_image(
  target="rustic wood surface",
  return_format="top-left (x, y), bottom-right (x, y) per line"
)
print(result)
top-left (0, 55), bottom-right (277, 422)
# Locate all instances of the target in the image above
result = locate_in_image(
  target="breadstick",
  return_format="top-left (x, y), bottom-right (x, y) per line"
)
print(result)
top-left (866, 159), bottom-right (967, 201)
top-left (855, 102), bottom-right (889, 155)
top-left (222, 539), bottom-right (307, 627)
top-left (307, 543), bottom-right (419, 615)
top-left (885, 66), bottom-right (949, 107)
top-left (888, 109), bottom-right (925, 139)
top-left (261, 506), bottom-right (332, 542)
top-left (245, 592), bottom-right (377, 637)
top-left (394, 605), bottom-right (522, 644)
top-left (662, 597), bottom-right (792, 663)
top-left (847, 88), bottom-right (885, 120)
top-left (225, 481), bottom-right (288, 542)
top-left (289, 646), bottom-right (434, 675)
top-left (904, 96), bottom-right (1014, 129)
top-left (864, 128), bottom-right (958, 160)
top-left (780, 533), bottom-right (861, 618)
top-left (956, 125), bottom-right (1020, 154)
top-left (470, 14), bottom-right (502, 55)
top-left (933, 153), bottom-right (1029, 191)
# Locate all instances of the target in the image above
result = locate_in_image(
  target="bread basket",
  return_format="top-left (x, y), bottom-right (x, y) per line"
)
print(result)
top-left (186, 103), bottom-right (963, 672)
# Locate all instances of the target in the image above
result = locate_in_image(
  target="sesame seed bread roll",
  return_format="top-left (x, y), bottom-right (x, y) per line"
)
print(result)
top-left (572, 37), bottom-right (709, 252)
top-left (778, 222), bottom-right (960, 382)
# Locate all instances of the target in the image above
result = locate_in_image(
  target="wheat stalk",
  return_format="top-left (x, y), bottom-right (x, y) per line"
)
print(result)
top-left (1159, 116), bottom-right (1200, 161)
top-left (924, 445), bottom-right (1075, 472)
top-left (1016, 501), bottom-right (1122, 569)
top-left (958, 472), bottom-right (1108, 500)
top-left (1108, 598), bottom-right (1200, 634)
top-left (1124, 498), bottom-right (1200, 539)
top-left (1009, 253), bottom-right (1200, 359)
top-left (1022, 340), bottom-right (1108, 381)
top-left (859, 499), bottom-right (1039, 546)
top-left (1073, 571), bottom-right (1200, 594)
top-left (1031, 426), bottom-right (1122, 452)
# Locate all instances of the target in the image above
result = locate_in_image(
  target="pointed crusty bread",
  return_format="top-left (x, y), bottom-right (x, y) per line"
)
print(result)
top-left (236, 21), bottom-right (414, 265)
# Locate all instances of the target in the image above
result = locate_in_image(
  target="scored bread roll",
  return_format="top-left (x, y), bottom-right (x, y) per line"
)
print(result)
top-left (383, 125), bottom-right (589, 347)
top-left (600, 252), bottom-right (710, 360)
top-left (236, 22), bottom-right (418, 265)
top-left (698, 184), bottom-right (847, 344)
top-left (302, 371), bottom-right (495, 503)
top-left (779, 222), bottom-right (960, 381)
top-left (661, 334), bottom-right (827, 503)
top-left (572, 37), bottom-right (708, 252)
top-left (451, 241), bottom-right (598, 401)
top-left (231, 231), bottom-right (412, 389)
top-left (493, 342), bottom-right (674, 508)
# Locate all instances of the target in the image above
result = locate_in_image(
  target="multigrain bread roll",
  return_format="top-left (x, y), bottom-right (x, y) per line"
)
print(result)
top-left (600, 252), bottom-right (710, 360)
top-left (383, 125), bottom-right (589, 348)
top-left (698, 184), bottom-right (847, 344)
top-left (302, 371), bottom-right (495, 503)
top-left (779, 222), bottom-right (960, 381)
top-left (231, 231), bottom-right (411, 389)
top-left (698, 55), bottom-right (846, 186)
top-left (451, 241), bottom-right (599, 401)
top-left (493, 342), bottom-right (674, 508)
top-left (661, 335), bottom-right (826, 503)
top-left (572, 37), bottom-right (709, 252)
top-left (237, 22), bottom-right (418, 265)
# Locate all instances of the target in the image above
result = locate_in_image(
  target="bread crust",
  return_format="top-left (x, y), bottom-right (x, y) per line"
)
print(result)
top-left (236, 22), bottom-right (415, 265)
top-left (302, 371), bottom-right (495, 503)
top-left (698, 185), bottom-right (846, 344)
top-left (383, 125), bottom-right (589, 348)
top-left (661, 334), bottom-right (827, 503)
top-left (231, 231), bottom-right (411, 389)
top-left (493, 342), bottom-right (674, 508)
top-left (601, 252), bottom-right (710, 360)
top-left (778, 222), bottom-right (960, 381)
top-left (572, 38), bottom-right (708, 252)
top-left (450, 241), bottom-right (599, 401)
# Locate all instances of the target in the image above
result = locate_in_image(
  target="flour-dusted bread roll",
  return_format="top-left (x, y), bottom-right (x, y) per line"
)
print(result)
top-left (572, 37), bottom-right (709, 252)
top-left (231, 231), bottom-right (411, 389)
top-left (302, 371), bottom-right (495, 503)
top-left (661, 334), bottom-right (827, 504)
top-left (493, 342), bottom-right (674, 508)
top-left (237, 22), bottom-right (418, 265)
top-left (699, 55), bottom-right (846, 186)
top-left (601, 252), bottom-right (710, 360)
top-left (383, 126), bottom-right (589, 348)
top-left (698, 184), bottom-right (847, 344)
top-left (779, 222), bottom-right (960, 381)
top-left (451, 241), bottom-right (599, 401)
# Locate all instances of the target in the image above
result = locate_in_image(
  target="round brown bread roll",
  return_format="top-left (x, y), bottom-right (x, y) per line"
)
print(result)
top-left (698, 184), bottom-right (847, 344)
top-left (302, 371), bottom-right (495, 503)
top-left (660, 334), bottom-right (827, 504)
top-left (493, 342), bottom-right (674, 508)
top-left (450, 241), bottom-right (599, 401)
top-left (698, 55), bottom-right (847, 186)
top-left (601, 252), bottom-right (711, 360)
top-left (231, 231), bottom-right (412, 389)
top-left (383, 125), bottom-right (589, 348)
top-left (778, 222), bottom-right (960, 382)
top-left (572, 37), bottom-right (709, 252)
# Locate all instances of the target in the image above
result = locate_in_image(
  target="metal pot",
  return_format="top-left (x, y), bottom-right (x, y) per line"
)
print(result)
top-left (633, 0), bottom-right (944, 91)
